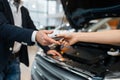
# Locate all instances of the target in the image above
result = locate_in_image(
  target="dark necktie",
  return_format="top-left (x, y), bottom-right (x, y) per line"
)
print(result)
top-left (13, 1), bottom-right (19, 12)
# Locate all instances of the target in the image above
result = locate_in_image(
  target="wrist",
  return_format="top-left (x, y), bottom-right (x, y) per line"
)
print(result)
top-left (74, 33), bottom-right (79, 42)
top-left (32, 31), bottom-right (38, 42)
top-left (35, 31), bottom-right (39, 42)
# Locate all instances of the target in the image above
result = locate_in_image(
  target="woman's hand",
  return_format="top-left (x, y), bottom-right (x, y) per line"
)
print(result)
top-left (57, 32), bottom-right (78, 46)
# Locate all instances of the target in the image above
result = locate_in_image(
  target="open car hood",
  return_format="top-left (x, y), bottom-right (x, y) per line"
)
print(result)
top-left (31, 1), bottom-right (120, 80)
top-left (61, 0), bottom-right (120, 30)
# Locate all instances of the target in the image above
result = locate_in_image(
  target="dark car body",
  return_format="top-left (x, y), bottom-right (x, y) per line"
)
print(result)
top-left (31, 0), bottom-right (120, 80)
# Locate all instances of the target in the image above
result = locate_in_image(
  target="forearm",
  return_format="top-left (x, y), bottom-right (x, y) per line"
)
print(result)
top-left (77, 30), bottom-right (120, 45)
top-left (0, 23), bottom-right (34, 45)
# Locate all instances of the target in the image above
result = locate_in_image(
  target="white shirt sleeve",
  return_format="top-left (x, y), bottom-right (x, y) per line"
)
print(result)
top-left (31, 31), bottom-right (38, 42)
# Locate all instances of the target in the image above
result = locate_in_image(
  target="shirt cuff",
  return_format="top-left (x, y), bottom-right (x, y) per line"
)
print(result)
top-left (31, 31), bottom-right (38, 42)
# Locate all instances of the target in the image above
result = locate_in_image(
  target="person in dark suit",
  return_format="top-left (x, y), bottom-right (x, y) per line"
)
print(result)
top-left (0, 0), bottom-right (60, 80)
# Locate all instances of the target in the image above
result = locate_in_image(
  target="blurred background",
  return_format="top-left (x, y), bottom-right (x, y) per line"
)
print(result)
top-left (23, 0), bottom-right (67, 30)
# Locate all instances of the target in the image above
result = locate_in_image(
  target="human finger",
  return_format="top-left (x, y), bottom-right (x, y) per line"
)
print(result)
top-left (44, 30), bottom-right (53, 34)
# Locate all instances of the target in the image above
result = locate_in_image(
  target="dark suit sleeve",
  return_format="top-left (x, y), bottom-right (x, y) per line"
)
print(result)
top-left (0, 12), bottom-right (34, 45)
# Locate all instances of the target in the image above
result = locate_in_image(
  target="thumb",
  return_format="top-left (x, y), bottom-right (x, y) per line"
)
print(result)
top-left (56, 34), bottom-right (66, 38)
top-left (57, 33), bottom-right (71, 39)
top-left (44, 30), bottom-right (53, 34)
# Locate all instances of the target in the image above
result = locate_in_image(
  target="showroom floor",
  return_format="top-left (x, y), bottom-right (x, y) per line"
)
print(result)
top-left (20, 45), bottom-right (38, 80)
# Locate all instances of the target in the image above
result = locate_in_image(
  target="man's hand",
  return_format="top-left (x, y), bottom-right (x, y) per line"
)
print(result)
top-left (36, 30), bottom-right (60, 46)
